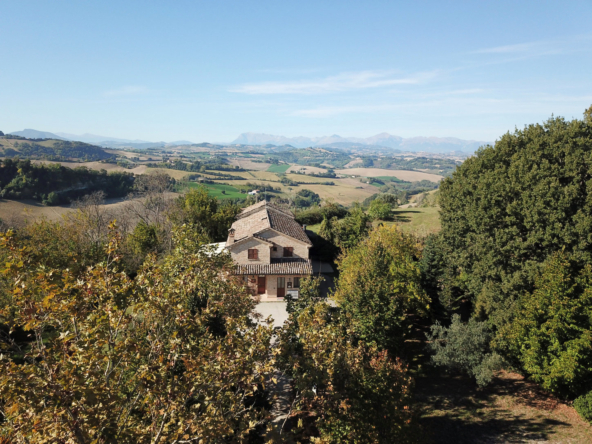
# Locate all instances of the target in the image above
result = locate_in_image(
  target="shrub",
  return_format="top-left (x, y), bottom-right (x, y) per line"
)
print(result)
top-left (428, 314), bottom-right (504, 387)
top-left (574, 391), bottom-right (592, 423)
top-left (368, 198), bottom-right (392, 220)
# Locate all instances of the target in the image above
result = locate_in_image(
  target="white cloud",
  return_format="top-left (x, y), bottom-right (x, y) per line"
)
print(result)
top-left (470, 35), bottom-right (592, 57)
top-left (104, 86), bottom-right (150, 97)
top-left (472, 42), bottom-right (536, 54)
top-left (230, 70), bottom-right (436, 95)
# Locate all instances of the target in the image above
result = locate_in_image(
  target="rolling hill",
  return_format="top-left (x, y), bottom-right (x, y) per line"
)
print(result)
top-left (0, 135), bottom-right (115, 161)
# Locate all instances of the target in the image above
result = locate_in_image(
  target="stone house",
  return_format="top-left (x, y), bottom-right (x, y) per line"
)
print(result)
top-left (225, 200), bottom-right (313, 301)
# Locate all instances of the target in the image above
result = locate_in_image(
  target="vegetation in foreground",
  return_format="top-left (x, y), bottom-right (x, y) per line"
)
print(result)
top-left (1, 106), bottom-right (592, 442)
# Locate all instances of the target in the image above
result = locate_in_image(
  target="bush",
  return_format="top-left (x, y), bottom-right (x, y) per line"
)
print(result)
top-left (368, 198), bottom-right (392, 220)
top-left (428, 314), bottom-right (504, 387)
top-left (294, 202), bottom-right (348, 225)
top-left (575, 391), bottom-right (592, 423)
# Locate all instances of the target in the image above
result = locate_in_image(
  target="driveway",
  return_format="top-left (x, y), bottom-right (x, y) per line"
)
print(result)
top-left (254, 301), bottom-right (288, 328)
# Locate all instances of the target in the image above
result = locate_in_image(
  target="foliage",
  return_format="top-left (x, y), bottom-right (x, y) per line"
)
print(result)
top-left (367, 198), bottom-right (392, 221)
top-left (294, 202), bottom-right (348, 225)
top-left (170, 186), bottom-right (242, 241)
top-left (293, 189), bottom-right (321, 208)
top-left (1, 139), bottom-right (113, 161)
top-left (0, 159), bottom-right (135, 204)
top-left (334, 226), bottom-right (429, 355)
top-left (427, 315), bottom-right (504, 387)
top-left (438, 111), bottom-right (592, 328)
top-left (129, 220), bottom-right (159, 255)
top-left (497, 254), bottom-right (592, 398)
top-left (329, 205), bottom-right (371, 251)
top-left (279, 302), bottom-right (413, 443)
top-left (574, 391), bottom-right (592, 423)
top-left (0, 225), bottom-right (275, 443)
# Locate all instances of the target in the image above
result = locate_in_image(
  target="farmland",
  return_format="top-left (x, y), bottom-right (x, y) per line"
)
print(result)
top-left (184, 182), bottom-right (244, 199)
top-left (266, 164), bottom-right (291, 173)
top-left (336, 168), bottom-right (444, 182)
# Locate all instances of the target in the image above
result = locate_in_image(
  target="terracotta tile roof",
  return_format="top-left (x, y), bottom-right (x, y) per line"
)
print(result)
top-left (266, 208), bottom-right (311, 245)
top-left (233, 258), bottom-right (313, 275)
top-left (230, 234), bottom-right (274, 247)
top-left (227, 201), bottom-right (311, 246)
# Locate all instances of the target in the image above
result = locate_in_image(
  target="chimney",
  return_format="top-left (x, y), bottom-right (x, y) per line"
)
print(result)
top-left (229, 228), bottom-right (235, 240)
top-left (303, 224), bottom-right (307, 230)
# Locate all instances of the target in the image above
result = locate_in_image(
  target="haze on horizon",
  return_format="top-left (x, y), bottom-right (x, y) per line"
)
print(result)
top-left (1, 1), bottom-right (591, 144)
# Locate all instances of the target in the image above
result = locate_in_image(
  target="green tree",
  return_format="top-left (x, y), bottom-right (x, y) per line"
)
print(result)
top-left (334, 226), bottom-right (429, 355)
top-left (498, 254), bottom-right (592, 398)
top-left (171, 186), bottom-right (241, 241)
top-left (367, 198), bottom-right (392, 221)
top-left (584, 104), bottom-right (592, 124)
top-left (427, 315), bottom-right (504, 387)
top-left (332, 204), bottom-right (371, 250)
top-left (438, 110), bottom-right (592, 328)
top-left (129, 220), bottom-right (159, 255)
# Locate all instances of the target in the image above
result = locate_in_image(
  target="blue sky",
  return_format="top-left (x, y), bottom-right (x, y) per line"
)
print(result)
top-left (1, 0), bottom-right (591, 143)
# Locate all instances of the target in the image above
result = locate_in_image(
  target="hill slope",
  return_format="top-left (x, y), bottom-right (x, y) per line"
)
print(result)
top-left (0, 135), bottom-right (115, 161)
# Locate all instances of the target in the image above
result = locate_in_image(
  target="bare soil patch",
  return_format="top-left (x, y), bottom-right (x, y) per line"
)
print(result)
top-left (227, 158), bottom-right (271, 171)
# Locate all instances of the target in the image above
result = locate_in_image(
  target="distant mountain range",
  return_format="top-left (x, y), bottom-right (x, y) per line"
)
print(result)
top-left (232, 132), bottom-right (489, 153)
top-left (8, 129), bottom-right (193, 149)
top-left (7, 129), bottom-right (488, 154)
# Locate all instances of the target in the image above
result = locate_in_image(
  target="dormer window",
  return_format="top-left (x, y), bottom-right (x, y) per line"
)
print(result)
top-left (283, 247), bottom-right (293, 258)
top-left (248, 249), bottom-right (258, 260)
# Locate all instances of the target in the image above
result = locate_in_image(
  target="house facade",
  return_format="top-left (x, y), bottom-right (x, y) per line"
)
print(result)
top-left (225, 200), bottom-right (313, 301)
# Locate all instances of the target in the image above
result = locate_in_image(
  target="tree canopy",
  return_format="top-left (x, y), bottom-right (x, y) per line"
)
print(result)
top-left (438, 112), bottom-right (592, 327)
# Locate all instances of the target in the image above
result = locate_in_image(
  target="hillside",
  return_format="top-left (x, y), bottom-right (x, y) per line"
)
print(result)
top-left (0, 135), bottom-right (115, 161)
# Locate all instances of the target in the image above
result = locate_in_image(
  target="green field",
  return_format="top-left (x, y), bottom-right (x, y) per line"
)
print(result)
top-left (266, 164), bottom-right (290, 173)
top-left (388, 206), bottom-right (441, 234)
top-left (186, 182), bottom-right (245, 199)
top-left (375, 176), bottom-right (404, 182)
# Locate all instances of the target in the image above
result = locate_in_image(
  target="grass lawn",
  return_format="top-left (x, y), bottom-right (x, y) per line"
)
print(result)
top-left (266, 164), bottom-right (291, 173)
top-left (185, 182), bottom-right (245, 199)
top-left (385, 206), bottom-right (441, 235)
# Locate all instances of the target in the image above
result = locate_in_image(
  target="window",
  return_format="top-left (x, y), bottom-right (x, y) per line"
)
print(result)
top-left (283, 247), bottom-right (294, 257)
top-left (293, 277), bottom-right (300, 288)
top-left (248, 249), bottom-right (258, 260)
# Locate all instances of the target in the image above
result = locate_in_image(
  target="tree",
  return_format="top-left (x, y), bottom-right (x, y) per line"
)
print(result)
top-left (585, 104), bottom-right (592, 124)
top-left (334, 226), bottom-right (429, 355)
top-left (498, 254), bottom-right (592, 398)
top-left (367, 198), bottom-right (392, 221)
top-left (0, 225), bottom-right (275, 443)
top-left (331, 205), bottom-right (371, 251)
top-left (438, 111), bottom-right (592, 328)
top-left (279, 303), bottom-right (413, 443)
top-left (427, 315), bottom-right (504, 387)
top-left (170, 186), bottom-right (241, 241)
